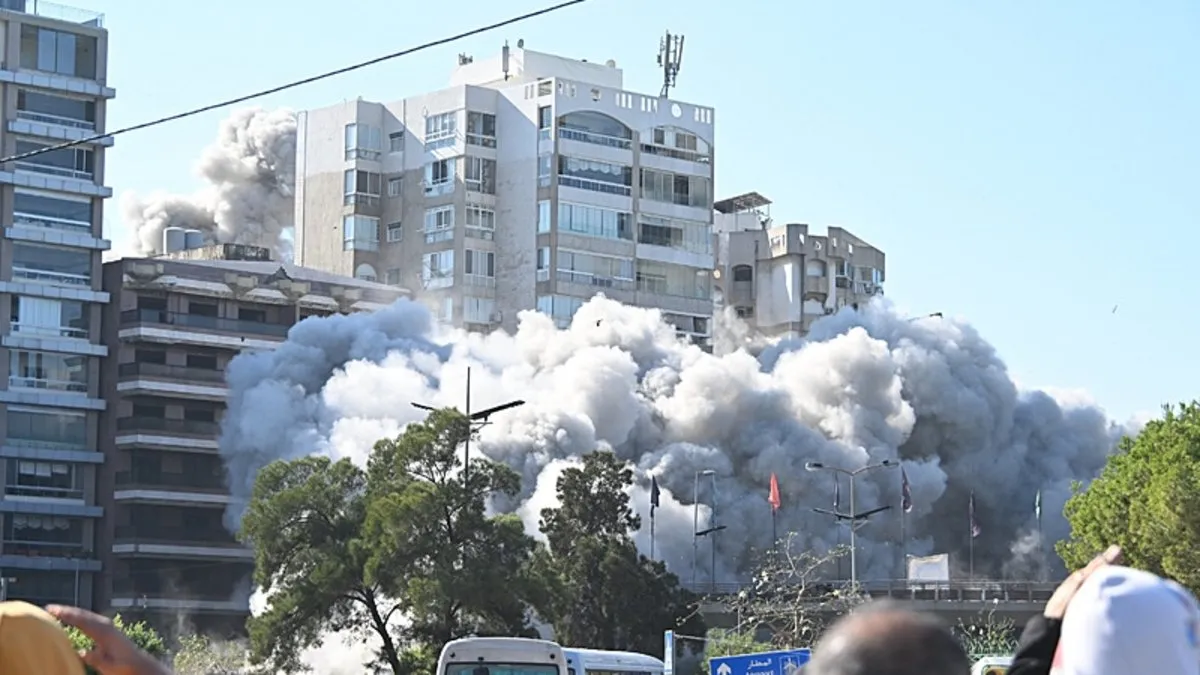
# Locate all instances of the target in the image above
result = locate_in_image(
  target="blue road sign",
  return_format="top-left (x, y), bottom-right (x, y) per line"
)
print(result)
top-left (711, 649), bottom-right (812, 675)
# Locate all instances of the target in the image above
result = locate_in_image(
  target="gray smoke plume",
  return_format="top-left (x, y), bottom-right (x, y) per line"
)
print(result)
top-left (120, 107), bottom-right (297, 258)
top-left (219, 296), bottom-right (1131, 583)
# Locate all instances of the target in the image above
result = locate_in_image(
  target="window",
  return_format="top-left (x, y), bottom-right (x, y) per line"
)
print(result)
top-left (188, 301), bottom-right (217, 317)
top-left (538, 106), bottom-right (553, 130)
top-left (183, 407), bottom-right (217, 423)
top-left (639, 169), bottom-right (712, 209)
top-left (537, 154), bottom-right (553, 187)
top-left (11, 297), bottom-right (87, 339)
top-left (354, 264), bottom-right (377, 282)
top-left (13, 190), bottom-right (93, 233)
top-left (343, 215), bottom-right (380, 251)
top-left (536, 295), bottom-right (585, 326)
top-left (16, 90), bottom-right (96, 130)
top-left (466, 112), bottom-right (497, 147)
top-left (343, 169), bottom-right (382, 206)
top-left (559, 203), bottom-right (632, 241)
top-left (465, 206), bottom-right (495, 240)
top-left (422, 251), bottom-right (455, 289)
top-left (237, 307), bottom-right (266, 323)
top-left (9, 350), bottom-right (88, 394)
top-left (12, 243), bottom-right (91, 287)
top-left (388, 130), bottom-right (405, 153)
top-left (557, 111), bottom-right (632, 149)
top-left (385, 268), bottom-right (402, 286)
top-left (636, 215), bottom-right (712, 254)
top-left (732, 265), bottom-right (753, 282)
top-left (186, 353), bottom-right (219, 370)
top-left (136, 349), bottom-right (167, 365)
top-left (425, 112), bottom-right (457, 150)
top-left (6, 406), bottom-right (87, 449)
top-left (536, 247), bottom-right (551, 280)
top-left (19, 26), bottom-right (98, 79)
top-left (464, 157), bottom-right (496, 194)
top-left (464, 249), bottom-right (496, 285)
top-left (642, 126), bottom-right (712, 163)
top-left (557, 156), bottom-right (632, 196)
top-left (424, 159), bottom-right (454, 196)
top-left (424, 206), bottom-right (455, 244)
top-left (537, 200), bottom-right (552, 233)
top-left (13, 140), bottom-right (94, 181)
top-left (463, 296), bottom-right (497, 324)
top-left (4, 514), bottom-right (86, 557)
top-left (386, 221), bottom-right (404, 243)
top-left (344, 123), bottom-right (382, 160)
top-left (387, 176), bottom-right (403, 198)
top-left (636, 260), bottom-right (712, 299)
top-left (556, 249), bottom-right (634, 289)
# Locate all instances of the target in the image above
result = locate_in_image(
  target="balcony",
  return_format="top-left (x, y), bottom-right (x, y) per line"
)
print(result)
top-left (112, 524), bottom-right (251, 560)
top-left (2, 538), bottom-right (88, 559)
top-left (5, 483), bottom-right (84, 502)
top-left (558, 128), bottom-right (632, 150)
top-left (119, 309), bottom-right (290, 338)
top-left (117, 362), bottom-right (226, 385)
top-left (3, 0), bottom-right (106, 26)
top-left (11, 266), bottom-right (90, 288)
top-left (8, 375), bottom-right (87, 395)
top-left (115, 417), bottom-right (218, 436)
top-left (115, 471), bottom-right (226, 494)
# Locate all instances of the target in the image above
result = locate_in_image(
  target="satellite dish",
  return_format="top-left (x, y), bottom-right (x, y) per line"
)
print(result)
top-left (517, 39), bottom-right (525, 48)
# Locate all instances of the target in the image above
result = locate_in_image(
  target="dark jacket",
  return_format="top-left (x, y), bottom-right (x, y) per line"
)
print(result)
top-left (1007, 614), bottom-right (1061, 675)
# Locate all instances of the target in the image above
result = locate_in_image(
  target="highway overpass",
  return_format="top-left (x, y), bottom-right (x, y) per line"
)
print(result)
top-left (686, 579), bottom-right (1057, 628)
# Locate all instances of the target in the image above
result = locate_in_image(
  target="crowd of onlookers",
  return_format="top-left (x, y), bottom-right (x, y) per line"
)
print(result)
top-left (3, 544), bottom-right (1197, 675)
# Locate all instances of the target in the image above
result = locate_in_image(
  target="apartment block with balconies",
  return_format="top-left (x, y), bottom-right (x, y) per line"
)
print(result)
top-left (97, 245), bottom-right (408, 636)
top-left (714, 192), bottom-right (887, 338)
top-left (293, 46), bottom-right (716, 345)
top-left (0, 0), bottom-right (112, 610)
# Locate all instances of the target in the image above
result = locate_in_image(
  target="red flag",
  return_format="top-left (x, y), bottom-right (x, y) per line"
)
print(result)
top-left (768, 473), bottom-right (781, 512)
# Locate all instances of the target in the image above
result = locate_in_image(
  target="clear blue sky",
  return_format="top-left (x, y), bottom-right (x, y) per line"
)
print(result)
top-left (91, 0), bottom-right (1197, 421)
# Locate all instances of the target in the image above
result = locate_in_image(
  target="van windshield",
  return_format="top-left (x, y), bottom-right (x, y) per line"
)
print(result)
top-left (446, 664), bottom-right (561, 675)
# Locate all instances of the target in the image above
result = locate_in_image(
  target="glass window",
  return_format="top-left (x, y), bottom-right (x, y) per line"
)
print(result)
top-left (558, 156), bottom-right (632, 196)
top-left (13, 190), bottom-right (93, 232)
top-left (11, 296), bottom-right (87, 339)
top-left (16, 90), bottom-right (96, 129)
top-left (9, 350), bottom-right (88, 394)
top-left (12, 243), bottom-right (91, 287)
top-left (636, 215), bottom-right (713, 255)
top-left (6, 406), bottom-right (87, 449)
top-left (464, 157), bottom-right (496, 194)
top-left (386, 221), bottom-right (404, 243)
top-left (466, 112), bottom-right (497, 147)
top-left (344, 123), bottom-right (382, 160)
top-left (425, 112), bottom-right (457, 150)
top-left (639, 168), bottom-right (712, 209)
top-left (464, 249), bottom-right (495, 278)
top-left (636, 260), bottom-right (712, 299)
top-left (342, 216), bottom-right (380, 252)
top-left (19, 26), bottom-right (98, 79)
top-left (537, 200), bottom-right (552, 233)
top-left (388, 130), bottom-right (405, 153)
top-left (557, 111), bottom-right (633, 148)
top-left (422, 251), bottom-right (455, 289)
top-left (13, 141), bottom-right (94, 180)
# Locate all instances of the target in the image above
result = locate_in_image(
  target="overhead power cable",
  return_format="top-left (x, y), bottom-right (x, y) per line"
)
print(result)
top-left (0, 0), bottom-right (588, 164)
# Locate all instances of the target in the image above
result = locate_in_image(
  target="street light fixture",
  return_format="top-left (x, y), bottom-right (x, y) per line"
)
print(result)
top-left (691, 469), bottom-right (721, 587)
top-left (411, 366), bottom-right (525, 484)
top-left (806, 459), bottom-right (898, 588)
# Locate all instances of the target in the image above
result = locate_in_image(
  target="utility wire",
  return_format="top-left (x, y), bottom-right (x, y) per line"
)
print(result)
top-left (0, 0), bottom-right (588, 164)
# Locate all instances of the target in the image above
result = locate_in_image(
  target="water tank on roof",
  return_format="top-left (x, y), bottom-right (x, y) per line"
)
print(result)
top-left (162, 227), bottom-right (186, 254)
top-left (183, 229), bottom-right (205, 250)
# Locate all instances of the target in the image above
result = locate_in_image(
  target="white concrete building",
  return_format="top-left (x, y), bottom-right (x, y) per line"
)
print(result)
top-left (293, 45), bottom-right (716, 342)
top-left (713, 192), bottom-right (886, 338)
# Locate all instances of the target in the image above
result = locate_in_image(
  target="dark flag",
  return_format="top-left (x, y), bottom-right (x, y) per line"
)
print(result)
top-left (834, 476), bottom-right (841, 510)
top-left (969, 491), bottom-right (981, 538)
top-left (650, 476), bottom-right (661, 515)
top-left (901, 467), bottom-right (913, 513)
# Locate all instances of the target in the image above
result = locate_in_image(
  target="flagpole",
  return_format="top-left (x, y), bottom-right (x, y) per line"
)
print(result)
top-left (771, 506), bottom-right (777, 548)
top-left (900, 499), bottom-right (907, 581)
top-left (1037, 491), bottom-right (1044, 581)
top-left (650, 508), bottom-right (656, 561)
top-left (969, 491), bottom-right (975, 579)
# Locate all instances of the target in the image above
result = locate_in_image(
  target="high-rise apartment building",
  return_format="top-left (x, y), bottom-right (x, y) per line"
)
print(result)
top-left (294, 45), bottom-right (716, 343)
top-left (96, 243), bottom-right (408, 635)
top-left (0, 1), bottom-right (112, 608)
top-left (713, 192), bottom-right (886, 337)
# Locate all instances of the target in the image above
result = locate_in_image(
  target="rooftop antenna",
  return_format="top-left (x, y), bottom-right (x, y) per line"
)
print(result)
top-left (657, 31), bottom-right (685, 98)
top-left (502, 40), bottom-right (511, 81)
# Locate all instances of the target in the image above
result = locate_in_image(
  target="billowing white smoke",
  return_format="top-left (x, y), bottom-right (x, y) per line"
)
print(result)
top-left (219, 296), bottom-right (1129, 584)
top-left (121, 107), bottom-right (297, 258)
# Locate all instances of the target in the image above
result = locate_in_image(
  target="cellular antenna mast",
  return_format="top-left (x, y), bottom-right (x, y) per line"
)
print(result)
top-left (657, 31), bottom-right (685, 98)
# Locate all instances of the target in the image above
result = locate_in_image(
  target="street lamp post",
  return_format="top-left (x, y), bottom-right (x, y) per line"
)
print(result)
top-left (807, 459), bottom-right (898, 588)
top-left (692, 469), bottom-right (723, 587)
top-left (411, 366), bottom-right (525, 484)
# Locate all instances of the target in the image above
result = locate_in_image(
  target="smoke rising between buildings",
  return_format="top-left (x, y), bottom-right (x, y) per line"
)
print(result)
top-left (120, 107), bottom-right (297, 258)
top-left (218, 296), bottom-right (1130, 581)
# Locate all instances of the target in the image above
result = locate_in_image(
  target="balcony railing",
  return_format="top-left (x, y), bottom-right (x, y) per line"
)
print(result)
top-left (113, 525), bottom-right (241, 548)
top-left (115, 417), bottom-right (219, 436)
top-left (116, 362), bottom-right (226, 384)
top-left (10, 322), bottom-right (89, 339)
top-left (5, 435), bottom-right (88, 451)
top-left (11, 266), bottom-right (91, 287)
top-left (109, 586), bottom-right (245, 602)
top-left (13, 212), bottom-right (94, 234)
top-left (114, 471), bottom-right (226, 492)
top-left (8, 376), bottom-right (87, 394)
top-left (558, 128), bottom-right (632, 150)
top-left (5, 483), bottom-right (84, 500)
top-left (119, 309), bottom-right (291, 338)
top-left (2, 539), bottom-right (90, 558)
top-left (15, 110), bottom-right (96, 131)
top-left (558, 175), bottom-right (632, 196)
top-left (13, 160), bottom-right (93, 181)
top-left (7, 0), bottom-right (106, 27)
top-left (684, 579), bottom-right (1060, 604)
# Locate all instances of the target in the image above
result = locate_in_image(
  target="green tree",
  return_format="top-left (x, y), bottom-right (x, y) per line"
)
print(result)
top-left (65, 614), bottom-right (167, 675)
top-left (699, 629), bottom-right (774, 675)
top-left (241, 408), bottom-right (546, 674)
top-left (364, 408), bottom-right (546, 646)
top-left (538, 450), bottom-right (703, 655)
top-left (954, 611), bottom-right (1019, 660)
top-left (172, 634), bottom-right (249, 675)
top-left (1060, 402), bottom-right (1200, 593)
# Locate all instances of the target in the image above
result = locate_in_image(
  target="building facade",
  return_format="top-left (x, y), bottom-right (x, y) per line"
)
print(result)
top-left (714, 192), bottom-right (886, 338)
top-left (0, 1), bottom-right (112, 608)
top-left (294, 45), bottom-right (716, 343)
top-left (97, 244), bottom-right (407, 635)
